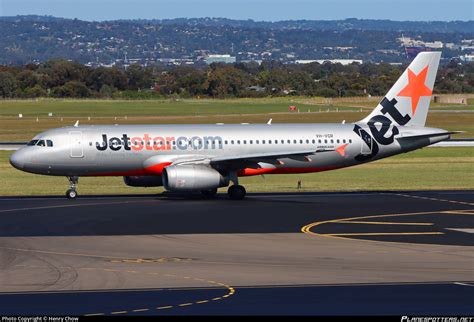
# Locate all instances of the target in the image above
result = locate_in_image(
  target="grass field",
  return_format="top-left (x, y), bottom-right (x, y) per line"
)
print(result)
top-left (1, 147), bottom-right (473, 196)
top-left (0, 96), bottom-right (471, 117)
top-left (0, 97), bottom-right (368, 117)
top-left (0, 98), bottom-right (473, 141)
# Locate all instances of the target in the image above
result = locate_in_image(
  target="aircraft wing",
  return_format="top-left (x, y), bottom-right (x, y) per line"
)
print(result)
top-left (144, 148), bottom-right (338, 172)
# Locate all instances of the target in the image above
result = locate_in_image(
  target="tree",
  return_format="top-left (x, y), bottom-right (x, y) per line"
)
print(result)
top-left (287, 71), bottom-right (314, 95)
top-left (126, 64), bottom-right (153, 90)
top-left (40, 60), bottom-right (88, 88)
top-left (169, 66), bottom-right (207, 96)
top-left (52, 81), bottom-right (90, 98)
top-left (99, 84), bottom-right (116, 98)
top-left (23, 85), bottom-right (47, 98)
top-left (16, 70), bottom-right (39, 89)
top-left (0, 72), bottom-right (17, 98)
top-left (206, 66), bottom-right (250, 97)
top-left (87, 67), bottom-right (127, 91)
top-left (258, 69), bottom-right (288, 95)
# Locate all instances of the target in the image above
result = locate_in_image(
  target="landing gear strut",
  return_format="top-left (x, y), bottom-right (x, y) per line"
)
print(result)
top-left (66, 176), bottom-right (78, 199)
top-left (227, 172), bottom-right (246, 200)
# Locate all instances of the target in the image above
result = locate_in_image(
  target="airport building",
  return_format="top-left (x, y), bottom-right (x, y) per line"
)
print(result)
top-left (205, 54), bottom-right (237, 64)
top-left (295, 59), bottom-right (363, 65)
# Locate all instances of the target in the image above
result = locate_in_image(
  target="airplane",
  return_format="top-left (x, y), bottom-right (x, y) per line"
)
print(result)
top-left (9, 52), bottom-right (456, 200)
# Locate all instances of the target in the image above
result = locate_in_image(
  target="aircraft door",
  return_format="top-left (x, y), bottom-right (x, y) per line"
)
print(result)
top-left (69, 131), bottom-right (84, 158)
top-left (357, 127), bottom-right (373, 155)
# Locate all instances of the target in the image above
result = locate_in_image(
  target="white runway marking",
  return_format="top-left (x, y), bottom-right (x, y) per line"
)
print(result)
top-left (454, 282), bottom-right (474, 287)
top-left (446, 228), bottom-right (474, 234)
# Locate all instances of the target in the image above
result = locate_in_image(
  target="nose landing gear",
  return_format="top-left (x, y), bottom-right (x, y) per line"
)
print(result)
top-left (66, 176), bottom-right (79, 199)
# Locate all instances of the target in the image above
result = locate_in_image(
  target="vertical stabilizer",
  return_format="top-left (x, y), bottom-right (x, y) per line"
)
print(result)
top-left (360, 52), bottom-right (441, 127)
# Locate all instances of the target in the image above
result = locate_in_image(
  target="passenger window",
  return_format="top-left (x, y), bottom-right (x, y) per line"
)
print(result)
top-left (269, 140), bottom-right (272, 144)
top-left (237, 140), bottom-right (241, 144)
top-left (27, 140), bottom-right (38, 146)
top-left (46, 140), bottom-right (53, 147)
top-left (250, 140), bottom-right (253, 144)
top-left (312, 139), bottom-right (315, 144)
top-left (256, 140), bottom-right (259, 144)
top-left (225, 140), bottom-right (228, 145)
top-left (324, 139), bottom-right (327, 144)
top-left (299, 140), bottom-right (303, 144)
top-left (281, 140), bottom-right (284, 144)
top-left (243, 140), bottom-right (247, 144)
top-left (331, 139), bottom-right (334, 143)
top-left (231, 140), bottom-right (234, 144)
top-left (343, 139), bottom-right (346, 143)
top-left (337, 139), bottom-right (340, 144)
top-left (263, 140), bottom-right (266, 144)
top-left (318, 139), bottom-right (321, 143)
top-left (349, 139), bottom-right (352, 143)
top-left (306, 139), bottom-right (309, 144)
top-left (36, 140), bottom-right (45, 147)
top-left (293, 140), bottom-right (297, 144)
top-left (287, 140), bottom-right (290, 144)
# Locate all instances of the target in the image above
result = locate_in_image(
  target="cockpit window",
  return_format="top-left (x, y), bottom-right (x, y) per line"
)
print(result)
top-left (27, 140), bottom-right (38, 146)
top-left (28, 139), bottom-right (53, 147)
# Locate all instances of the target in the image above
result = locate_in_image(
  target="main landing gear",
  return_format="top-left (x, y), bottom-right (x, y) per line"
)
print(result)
top-left (66, 176), bottom-right (78, 199)
top-left (227, 185), bottom-right (246, 200)
top-left (227, 172), bottom-right (246, 200)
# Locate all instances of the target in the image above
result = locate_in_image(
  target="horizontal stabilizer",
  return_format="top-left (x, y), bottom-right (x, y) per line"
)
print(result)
top-left (396, 131), bottom-right (462, 141)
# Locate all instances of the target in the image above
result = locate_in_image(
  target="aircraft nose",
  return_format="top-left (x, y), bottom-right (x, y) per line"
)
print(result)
top-left (9, 149), bottom-right (26, 169)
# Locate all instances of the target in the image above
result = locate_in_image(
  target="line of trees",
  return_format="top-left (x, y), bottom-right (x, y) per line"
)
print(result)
top-left (0, 59), bottom-right (472, 99)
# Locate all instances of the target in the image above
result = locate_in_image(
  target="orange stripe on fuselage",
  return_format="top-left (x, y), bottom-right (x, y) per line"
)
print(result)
top-left (90, 162), bottom-right (172, 177)
top-left (90, 164), bottom-right (340, 177)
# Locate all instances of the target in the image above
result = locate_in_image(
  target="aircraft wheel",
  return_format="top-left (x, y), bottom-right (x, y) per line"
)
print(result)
top-left (228, 185), bottom-right (246, 200)
top-left (66, 189), bottom-right (78, 199)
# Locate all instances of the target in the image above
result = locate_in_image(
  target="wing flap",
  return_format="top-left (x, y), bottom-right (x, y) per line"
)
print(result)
top-left (210, 149), bottom-right (320, 163)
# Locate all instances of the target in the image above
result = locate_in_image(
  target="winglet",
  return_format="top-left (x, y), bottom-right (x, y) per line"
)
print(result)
top-left (74, 120), bottom-right (79, 127)
top-left (267, 118), bottom-right (272, 125)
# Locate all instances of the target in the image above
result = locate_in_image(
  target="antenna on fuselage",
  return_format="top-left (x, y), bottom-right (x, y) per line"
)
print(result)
top-left (74, 120), bottom-right (79, 127)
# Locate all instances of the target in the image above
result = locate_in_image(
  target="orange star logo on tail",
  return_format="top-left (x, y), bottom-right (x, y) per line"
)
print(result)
top-left (397, 66), bottom-right (432, 116)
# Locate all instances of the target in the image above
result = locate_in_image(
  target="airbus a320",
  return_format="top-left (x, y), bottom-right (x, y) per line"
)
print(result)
top-left (10, 52), bottom-right (455, 200)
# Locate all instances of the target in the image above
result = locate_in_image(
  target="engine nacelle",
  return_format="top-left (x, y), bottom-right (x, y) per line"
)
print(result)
top-left (162, 165), bottom-right (228, 191)
top-left (123, 176), bottom-right (163, 187)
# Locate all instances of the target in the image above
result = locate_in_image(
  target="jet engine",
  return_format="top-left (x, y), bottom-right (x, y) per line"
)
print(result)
top-left (123, 176), bottom-right (163, 187)
top-left (162, 165), bottom-right (228, 191)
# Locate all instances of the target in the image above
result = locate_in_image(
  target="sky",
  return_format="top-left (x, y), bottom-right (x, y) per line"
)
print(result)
top-left (0, 0), bottom-right (472, 21)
